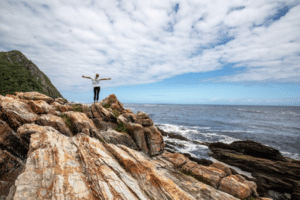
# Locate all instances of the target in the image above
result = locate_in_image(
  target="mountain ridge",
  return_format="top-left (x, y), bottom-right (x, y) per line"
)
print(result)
top-left (0, 50), bottom-right (63, 99)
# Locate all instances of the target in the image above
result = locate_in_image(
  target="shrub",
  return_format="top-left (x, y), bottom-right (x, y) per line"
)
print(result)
top-left (55, 106), bottom-right (60, 111)
top-left (114, 122), bottom-right (128, 134)
top-left (71, 104), bottom-right (82, 112)
top-left (60, 114), bottom-right (73, 133)
top-left (103, 103), bottom-right (110, 108)
top-left (180, 169), bottom-right (211, 186)
top-left (112, 109), bottom-right (120, 118)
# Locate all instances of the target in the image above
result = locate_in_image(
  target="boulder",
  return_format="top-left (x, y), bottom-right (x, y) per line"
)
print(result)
top-left (15, 92), bottom-right (54, 104)
top-left (122, 108), bottom-right (134, 114)
top-left (36, 114), bottom-right (73, 136)
top-left (218, 174), bottom-right (258, 199)
top-left (210, 162), bottom-right (232, 176)
top-left (92, 118), bottom-right (117, 131)
top-left (182, 161), bottom-right (227, 188)
top-left (0, 120), bottom-right (28, 160)
top-left (117, 115), bottom-right (128, 124)
top-left (100, 129), bottom-right (138, 150)
top-left (62, 111), bottom-right (104, 142)
top-left (81, 104), bottom-right (93, 118)
top-left (136, 118), bottom-right (154, 127)
top-left (91, 103), bottom-right (115, 122)
top-left (50, 101), bottom-right (75, 112)
top-left (136, 111), bottom-right (149, 119)
top-left (5, 94), bottom-right (18, 99)
top-left (16, 123), bottom-right (60, 149)
top-left (144, 126), bottom-right (165, 156)
top-left (127, 123), bottom-right (149, 154)
top-left (100, 94), bottom-right (124, 112)
top-left (0, 97), bottom-right (39, 130)
top-left (119, 113), bottom-right (136, 123)
top-left (27, 99), bottom-right (57, 115)
top-left (54, 97), bottom-right (68, 105)
top-left (162, 151), bottom-right (189, 167)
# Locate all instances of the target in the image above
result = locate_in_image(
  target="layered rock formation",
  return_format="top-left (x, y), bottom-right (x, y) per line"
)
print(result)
top-left (209, 141), bottom-right (300, 199)
top-left (0, 92), bottom-right (267, 200)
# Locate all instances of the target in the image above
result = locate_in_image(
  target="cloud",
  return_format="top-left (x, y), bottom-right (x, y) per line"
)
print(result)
top-left (0, 0), bottom-right (300, 92)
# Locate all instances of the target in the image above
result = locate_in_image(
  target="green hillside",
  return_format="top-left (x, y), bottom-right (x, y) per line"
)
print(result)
top-left (0, 50), bottom-right (63, 99)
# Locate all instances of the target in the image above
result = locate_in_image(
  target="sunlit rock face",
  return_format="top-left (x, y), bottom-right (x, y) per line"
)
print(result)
top-left (0, 97), bottom-right (39, 130)
top-left (36, 114), bottom-right (73, 137)
top-left (15, 91), bottom-right (54, 104)
top-left (0, 92), bottom-right (263, 200)
top-left (8, 128), bottom-right (240, 200)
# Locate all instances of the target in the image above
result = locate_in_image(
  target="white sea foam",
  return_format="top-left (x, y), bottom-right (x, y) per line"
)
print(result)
top-left (281, 151), bottom-right (300, 160)
top-left (190, 126), bottom-right (211, 130)
top-left (158, 123), bottom-right (198, 136)
top-left (220, 129), bottom-right (255, 133)
top-left (159, 123), bottom-right (239, 145)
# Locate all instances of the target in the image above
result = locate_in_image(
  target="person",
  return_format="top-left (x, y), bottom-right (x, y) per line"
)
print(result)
top-left (82, 74), bottom-right (111, 103)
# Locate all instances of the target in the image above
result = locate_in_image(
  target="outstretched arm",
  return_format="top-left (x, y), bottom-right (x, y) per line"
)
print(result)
top-left (100, 78), bottom-right (111, 80)
top-left (82, 75), bottom-right (92, 79)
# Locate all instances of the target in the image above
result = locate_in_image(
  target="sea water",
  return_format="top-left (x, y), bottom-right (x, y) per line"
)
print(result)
top-left (123, 104), bottom-right (300, 161)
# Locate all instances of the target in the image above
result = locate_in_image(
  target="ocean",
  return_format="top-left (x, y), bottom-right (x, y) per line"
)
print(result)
top-left (123, 104), bottom-right (300, 161)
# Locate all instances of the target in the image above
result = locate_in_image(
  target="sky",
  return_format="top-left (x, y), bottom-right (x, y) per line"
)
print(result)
top-left (1, 0), bottom-right (300, 105)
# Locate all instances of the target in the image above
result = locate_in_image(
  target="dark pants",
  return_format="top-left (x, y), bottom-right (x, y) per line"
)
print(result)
top-left (94, 86), bottom-right (100, 101)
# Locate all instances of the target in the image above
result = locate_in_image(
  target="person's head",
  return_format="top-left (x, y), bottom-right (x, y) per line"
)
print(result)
top-left (95, 73), bottom-right (99, 79)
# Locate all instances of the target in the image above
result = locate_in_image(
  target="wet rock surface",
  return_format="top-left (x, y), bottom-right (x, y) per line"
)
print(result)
top-left (209, 140), bottom-right (300, 199)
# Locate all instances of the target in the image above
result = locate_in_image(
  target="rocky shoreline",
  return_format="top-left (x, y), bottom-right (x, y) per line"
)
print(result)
top-left (156, 126), bottom-right (300, 200)
top-left (0, 91), bottom-right (298, 200)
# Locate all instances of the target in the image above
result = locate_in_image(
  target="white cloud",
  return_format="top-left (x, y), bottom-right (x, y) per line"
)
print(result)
top-left (0, 0), bottom-right (299, 92)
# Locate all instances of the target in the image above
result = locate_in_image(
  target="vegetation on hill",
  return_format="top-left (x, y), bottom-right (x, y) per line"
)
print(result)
top-left (0, 50), bottom-right (63, 98)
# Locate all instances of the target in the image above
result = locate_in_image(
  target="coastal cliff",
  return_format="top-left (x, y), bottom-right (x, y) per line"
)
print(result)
top-left (0, 92), bottom-right (270, 200)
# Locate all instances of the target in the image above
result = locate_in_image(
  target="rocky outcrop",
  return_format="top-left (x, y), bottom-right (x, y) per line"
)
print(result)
top-left (162, 151), bottom-right (259, 199)
top-left (54, 97), bottom-right (68, 105)
top-left (209, 140), bottom-right (300, 198)
top-left (6, 126), bottom-right (242, 200)
top-left (91, 103), bottom-right (115, 122)
top-left (15, 92), bottom-right (54, 104)
top-left (0, 96), bottom-right (39, 130)
top-left (81, 104), bottom-right (93, 118)
top-left (27, 99), bottom-right (57, 115)
top-left (90, 95), bottom-right (165, 156)
top-left (119, 114), bottom-right (164, 156)
top-left (100, 129), bottom-right (138, 150)
top-left (100, 94), bottom-right (124, 112)
top-left (50, 101), bottom-right (74, 112)
top-left (0, 91), bottom-right (267, 200)
top-left (36, 114), bottom-right (73, 137)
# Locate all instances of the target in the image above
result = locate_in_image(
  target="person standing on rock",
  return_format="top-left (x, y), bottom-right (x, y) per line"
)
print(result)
top-left (82, 74), bottom-right (111, 103)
